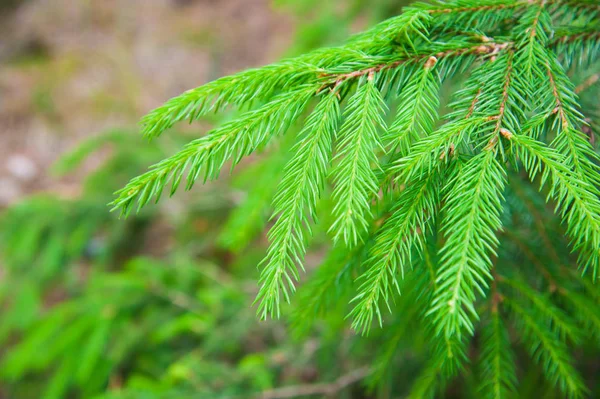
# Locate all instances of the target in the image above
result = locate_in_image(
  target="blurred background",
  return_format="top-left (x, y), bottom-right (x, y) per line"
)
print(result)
top-left (0, 1), bottom-right (409, 398)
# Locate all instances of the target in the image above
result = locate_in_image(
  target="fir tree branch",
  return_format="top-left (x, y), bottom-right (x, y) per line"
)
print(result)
top-left (429, 0), bottom-right (526, 16)
top-left (552, 28), bottom-right (600, 68)
top-left (501, 277), bottom-right (582, 343)
top-left (350, 170), bottom-right (440, 332)
top-left (429, 150), bottom-right (506, 339)
top-left (492, 52), bottom-right (515, 136)
top-left (477, 311), bottom-right (517, 399)
top-left (111, 4), bottom-right (600, 395)
top-left (512, 134), bottom-right (600, 279)
top-left (575, 72), bottom-right (600, 93)
top-left (329, 77), bottom-right (387, 247)
top-left (254, 367), bottom-right (371, 399)
top-left (140, 64), bottom-right (320, 140)
top-left (391, 116), bottom-right (489, 184)
top-left (256, 93), bottom-right (341, 319)
top-left (111, 86), bottom-right (316, 216)
top-left (384, 58), bottom-right (441, 156)
top-left (556, 0), bottom-right (600, 12)
top-left (544, 56), bottom-right (600, 186)
top-left (507, 299), bottom-right (588, 398)
top-left (514, 2), bottom-right (551, 87)
top-left (322, 41), bottom-right (511, 91)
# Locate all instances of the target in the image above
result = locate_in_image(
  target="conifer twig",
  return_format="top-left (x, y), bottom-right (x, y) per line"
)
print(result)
top-left (575, 73), bottom-right (600, 93)
top-left (255, 367), bottom-right (371, 399)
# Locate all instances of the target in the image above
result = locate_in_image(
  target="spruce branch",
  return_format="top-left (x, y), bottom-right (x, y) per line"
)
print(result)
top-left (139, 63), bottom-right (319, 140)
top-left (329, 77), bottom-right (387, 247)
top-left (514, 3), bottom-right (551, 88)
top-left (256, 93), bottom-right (341, 319)
top-left (111, 2), bottom-right (600, 395)
top-left (428, 0), bottom-right (525, 16)
top-left (350, 170), bottom-right (440, 333)
top-left (544, 55), bottom-right (600, 186)
top-left (507, 299), bottom-right (587, 398)
top-left (512, 134), bottom-right (600, 279)
top-left (319, 40), bottom-right (511, 95)
top-left (111, 85), bottom-right (315, 215)
top-left (429, 150), bottom-right (506, 339)
top-left (501, 276), bottom-right (582, 343)
top-left (390, 116), bottom-right (488, 184)
top-left (552, 28), bottom-right (600, 69)
top-left (477, 311), bottom-right (517, 399)
top-left (384, 59), bottom-right (441, 156)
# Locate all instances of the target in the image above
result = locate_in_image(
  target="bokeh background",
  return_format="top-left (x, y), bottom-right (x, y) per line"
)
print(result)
top-left (0, 1), bottom-right (408, 398)
top-left (0, 0), bottom-right (293, 204)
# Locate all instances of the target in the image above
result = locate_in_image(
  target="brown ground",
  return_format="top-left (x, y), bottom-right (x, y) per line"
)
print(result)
top-left (0, 0), bottom-right (294, 205)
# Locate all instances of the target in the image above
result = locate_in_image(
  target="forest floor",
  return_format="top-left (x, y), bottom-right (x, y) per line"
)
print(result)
top-left (0, 0), bottom-right (293, 205)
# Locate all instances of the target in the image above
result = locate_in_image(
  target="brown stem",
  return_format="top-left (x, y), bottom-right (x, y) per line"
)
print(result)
top-left (510, 180), bottom-right (563, 266)
top-left (320, 42), bottom-right (510, 91)
top-left (575, 73), bottom-right (600, 94)
top-left (546, 63), bottom-right (570, 130)
top-left (493, 51), bottom-right (514, 135)
top-left (552, 30), bottom-right (600, 46)
top-left (430, 2), bottom-right (525, 15)
top-left (529, 2), bottom-right (547, 42)
top-left (491, 267), bottom-right (504, 313)
top-left (502, 229), bottom-right (558, 293)
top-left (466, 87), bottom-right (483, 119)
top-left (255, 367), bottom-right (371, 399)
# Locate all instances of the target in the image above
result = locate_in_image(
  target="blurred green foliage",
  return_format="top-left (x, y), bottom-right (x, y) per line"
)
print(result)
top-left (1, 1), bottom-right (600, 399)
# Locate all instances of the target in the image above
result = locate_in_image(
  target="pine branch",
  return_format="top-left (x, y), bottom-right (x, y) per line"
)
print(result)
top-left (552, 27), bottom-right (600, 69)
top-left (350, 170), bottom-right (440, 332)
top-left (329, 77), bottom-right (387, 247)
top-left (112, 85), bottom-right (316, 216)
top-left (544, 56), bottom-right (600, 186)
top-left (321, 40), bottom-right (511, 93)
top-left (514, 3), bottom-right (551, 88)
top-left (477, 311), bottom-right (517, 399)
top-left (111, 3), bottom-right (600, 395)
top-left (507, 299), bottom-right (587, 398)
top-left (255, 367), bottom-right (371, 399)
top-left (501, 277), bottom-right (582, 343)
top-left (384, 59), bottom-right (441, 156)
top-left (512, 134), bottom-right (600, 279)
top-left (429, 0), bottom-right (526, 16)
top-left (429, 150), bottom-right (506, 339)
top-left (391, 116), bottom-right (488, 184)
top-left (256, 93), bottom-right (341, 319)
top-left (140, 63), bottom-right (320, 140)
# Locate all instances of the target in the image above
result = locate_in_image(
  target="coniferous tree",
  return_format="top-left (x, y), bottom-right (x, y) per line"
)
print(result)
top-left (113, 1), bottom-right (600, 397)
